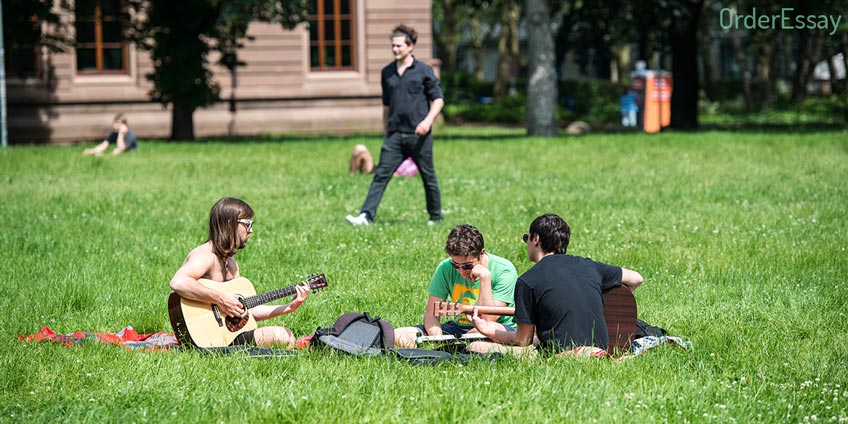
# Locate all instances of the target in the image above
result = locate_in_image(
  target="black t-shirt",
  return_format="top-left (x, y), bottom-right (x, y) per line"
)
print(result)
top-left (381, 58), bottom-right (444, 134)
top-left (514, 254), bottom-right (622, 351)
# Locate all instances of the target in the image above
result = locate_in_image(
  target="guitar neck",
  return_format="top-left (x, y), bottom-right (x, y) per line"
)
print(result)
top-left (434, 303), bottom-right (516, 317)
top-left (242, 285), bottom-right (299, 309)
top-left (241, 274), bottom-right (327, 310)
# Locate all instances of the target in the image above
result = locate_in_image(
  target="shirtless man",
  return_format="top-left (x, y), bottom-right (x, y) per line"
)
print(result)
top-left (170, 197), bottom-right (310, 348)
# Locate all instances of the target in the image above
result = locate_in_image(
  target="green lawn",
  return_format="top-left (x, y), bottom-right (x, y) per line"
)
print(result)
top-left (1, 127), bottom-right (846, 422)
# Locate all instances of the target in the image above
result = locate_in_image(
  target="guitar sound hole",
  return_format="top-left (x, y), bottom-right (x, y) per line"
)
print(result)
top-left (225, 316), bottom-right (249, 332)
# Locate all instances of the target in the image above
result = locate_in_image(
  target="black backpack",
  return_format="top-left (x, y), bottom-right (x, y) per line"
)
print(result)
top-left (310, 312), bottom-right (499, 365)
top-left (635, 318), bottom-right (668, 338)
top-left (313, 312), bottom-right (395, 355)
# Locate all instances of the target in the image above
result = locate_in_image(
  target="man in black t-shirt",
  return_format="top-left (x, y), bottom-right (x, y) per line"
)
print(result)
top-left (346, 24), bottom-right (445, 226)
top-left (469, 213), bottom-right (644, 355)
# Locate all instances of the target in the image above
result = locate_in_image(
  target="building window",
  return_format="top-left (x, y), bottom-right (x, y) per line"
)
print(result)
top-left (3, 16), bottom-right (40, 78)
top-left (75, 0), bottom-right (127, 73)
top-left (308, 0), bottom-right (355, 70)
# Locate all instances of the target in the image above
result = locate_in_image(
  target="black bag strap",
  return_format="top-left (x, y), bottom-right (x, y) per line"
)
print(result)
top-left (331, 312), bottom-right (368, 333)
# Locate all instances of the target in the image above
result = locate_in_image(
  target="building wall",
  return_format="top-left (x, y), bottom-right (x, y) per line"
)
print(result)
top-left (6, 0), bottom-right (435, 144)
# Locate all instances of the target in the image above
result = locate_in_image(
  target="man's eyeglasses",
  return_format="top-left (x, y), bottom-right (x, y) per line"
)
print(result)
top-left (522, 233), bottom-right (529, 243)
top-left (450, 260), bottom-right (475, 271)
top-left (238, 219), bottom-right (254, 231)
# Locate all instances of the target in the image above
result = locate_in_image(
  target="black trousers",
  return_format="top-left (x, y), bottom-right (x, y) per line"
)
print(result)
top-left (360, 132), bottom-right (442, 221)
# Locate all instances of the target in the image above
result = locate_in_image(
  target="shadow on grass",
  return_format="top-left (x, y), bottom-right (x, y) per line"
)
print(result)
top-left (141, 121), bottom-right (844, 145)
top-left (699, 122), bottom-right (846, 134)
top-left (145, 128), bottom-right (531, 144)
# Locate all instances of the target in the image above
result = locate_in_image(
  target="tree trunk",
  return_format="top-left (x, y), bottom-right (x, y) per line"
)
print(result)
top-left (791, 30), bottom-right (813, 103)
top-left (781, 32), bottom-right (793, 81)
top-left (594, 41), bottom-right (612, 80)
top-left (554, 16), bottom-right (573, 76)
top-left (730, 28), bottom-right (754, 111)
top-left (698, 9), bottom-right (715, 101)
top-left (525, 0), bottom-right (557, 136)
top-left (612, 44), bottom-right (629, 84)
top-left (762, 35), bottom-right (778, 105)
top-left (470, 16), bottom-right (484, 81)
top-left (841, 33), bottom-right (848, 89)
top-left (493, 0), bottom-right (519, 99)
top-left (434, 0), bottom-right (461, 72)
top-left (637, 24), bottom-right (651, 65)
top-left (493, 29), bottom-right (509, 98)
top-left (798, 30), bottom-right (824, 100)
top-left (171, 101), bottom-right (195, 140)
top-left (669, 0), bottom-right (703, 131)
top-left (442, 15), bottom-right (459, 72)
top-left (824, 37), bottom-right (840, 94)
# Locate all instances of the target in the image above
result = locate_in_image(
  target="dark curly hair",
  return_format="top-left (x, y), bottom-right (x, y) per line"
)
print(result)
top-left (391, 24), bottom-right (417, 45)
top-left (445, 224), bottom-right (484, 257)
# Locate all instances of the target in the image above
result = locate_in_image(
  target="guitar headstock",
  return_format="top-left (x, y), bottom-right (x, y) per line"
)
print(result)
top-left (433, 301), bottom-right (466, 317)
top-left (305, 273), bottom-right (328, 293)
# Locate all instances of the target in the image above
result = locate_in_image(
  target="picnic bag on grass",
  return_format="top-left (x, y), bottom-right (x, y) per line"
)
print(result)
top-left (635, 318), bottom-right (668, 338)
top-left (313, 312), bottom-right (395, 355)
top-left (309, 312), bottom-right (494, 364)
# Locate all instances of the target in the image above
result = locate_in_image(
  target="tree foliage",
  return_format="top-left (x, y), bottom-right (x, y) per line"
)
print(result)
top-left (128, 0), bottom-right (308, 140)
top-left (2, 0), bottom-right (72, 78)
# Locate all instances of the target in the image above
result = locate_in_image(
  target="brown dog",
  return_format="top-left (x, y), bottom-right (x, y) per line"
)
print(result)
top-left (349, 144), bottom-right (375, 174)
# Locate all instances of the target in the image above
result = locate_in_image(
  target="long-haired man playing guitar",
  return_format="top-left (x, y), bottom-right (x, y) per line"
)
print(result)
top-left (170, 197), bottom-right (310, 348)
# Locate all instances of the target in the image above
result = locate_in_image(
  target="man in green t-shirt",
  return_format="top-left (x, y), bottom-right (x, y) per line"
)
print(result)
top-left (394, 224), bottom-right (518, 348)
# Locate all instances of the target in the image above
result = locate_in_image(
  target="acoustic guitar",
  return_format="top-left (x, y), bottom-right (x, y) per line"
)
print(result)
top-left (168, 274), bottom-right (328, 349)
top-left (433, 285), bottom-right (637, 354)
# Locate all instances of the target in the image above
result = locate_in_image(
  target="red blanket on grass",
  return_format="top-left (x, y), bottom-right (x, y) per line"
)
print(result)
top-left (19, 326), bottom-right (178, 351)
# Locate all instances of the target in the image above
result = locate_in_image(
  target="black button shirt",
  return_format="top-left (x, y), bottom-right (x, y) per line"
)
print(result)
top-left (381, 58), bottom-right (445, 134)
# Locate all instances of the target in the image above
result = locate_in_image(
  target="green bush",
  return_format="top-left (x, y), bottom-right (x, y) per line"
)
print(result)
top-left (443, 94), bottom-right (525, 124)
top-left (700, 92), bottom-right (848, 126)
top-left (441, 75), bottom-right (626, 127)
top-left (439, 70), bottom-right (492, 104)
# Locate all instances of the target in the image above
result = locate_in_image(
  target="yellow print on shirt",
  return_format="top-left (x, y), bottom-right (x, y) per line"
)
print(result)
top-left (450, 282), bottom-right (479, 325)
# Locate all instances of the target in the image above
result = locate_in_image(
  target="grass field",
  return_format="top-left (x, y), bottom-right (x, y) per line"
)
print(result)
top-left (1, 127), bottom-right (846, 422)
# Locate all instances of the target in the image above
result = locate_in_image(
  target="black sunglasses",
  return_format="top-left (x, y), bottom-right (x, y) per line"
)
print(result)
top-left (450, 260), bottom-right (475, 271)
top-left (522, 233), bottom-right (529, 243)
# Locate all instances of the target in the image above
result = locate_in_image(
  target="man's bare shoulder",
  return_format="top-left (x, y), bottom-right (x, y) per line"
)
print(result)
top-left (179, 242), bottom-right (218, 272)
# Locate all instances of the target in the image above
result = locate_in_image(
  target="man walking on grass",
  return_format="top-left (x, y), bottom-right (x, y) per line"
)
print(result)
top-left (346, 24), bottom-right (445, 226)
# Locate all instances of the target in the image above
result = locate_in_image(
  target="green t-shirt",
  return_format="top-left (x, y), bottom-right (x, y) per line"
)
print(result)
top-left (428, 252), bottom-right (518, 328)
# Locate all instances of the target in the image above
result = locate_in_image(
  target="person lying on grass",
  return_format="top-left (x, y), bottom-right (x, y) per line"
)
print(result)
top-left (467, 213), bottom-right (643, 357)
top-left (82, 113), bottom-right (138, 156)
top-left (394, 224), bottom-right (518, 348)
top-left (170, 197), bottom-right (310, 348)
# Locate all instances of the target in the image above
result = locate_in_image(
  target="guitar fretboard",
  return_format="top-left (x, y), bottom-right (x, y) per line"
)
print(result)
top-left (243, 285), bottom-right (299, 309)
top-left (241, 275), bottom-right (326, 309)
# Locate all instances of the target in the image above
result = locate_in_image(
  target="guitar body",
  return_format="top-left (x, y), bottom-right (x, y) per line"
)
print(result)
top-left (602, 285), bottom-right (638, 354)
top-left (433, 285), bottom-right (638, 354)
top-left (168, 277), bottom-right (259, 348)
top-left (168, 273), bottom-right (328, 349)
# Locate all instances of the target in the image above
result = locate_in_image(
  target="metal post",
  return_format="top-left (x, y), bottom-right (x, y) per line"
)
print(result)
top-left (0, 0), bottom-right (7, 149)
